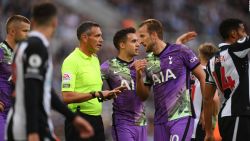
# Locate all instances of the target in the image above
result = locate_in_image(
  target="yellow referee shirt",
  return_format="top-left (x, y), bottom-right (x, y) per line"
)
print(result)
top-left (61, 48), bottom-right (103, 115)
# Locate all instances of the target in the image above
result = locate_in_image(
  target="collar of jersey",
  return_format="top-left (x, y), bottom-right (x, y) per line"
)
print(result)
top-left (116, 57), bottom-right (134, 65)
top-left (75, 48), bottom-right (94, 59)
top-left (29, 31), bottom-right (49, 47)
top-left (155, 42), bottom-right (169, 57)
top-left (218, 42), bottom-right (230, 48)
top-left (3, 40), bottom-right (13, 52)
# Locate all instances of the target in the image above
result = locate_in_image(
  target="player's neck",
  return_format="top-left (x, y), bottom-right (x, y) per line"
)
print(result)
top-left (224, 38), bottom-right (236, 45)
top-left (5, 35), bottom-right (16, 50)
top-left (200, 60), bottom-right (207, 66)
top-left (153, 40), bottom-right (166, 55)
top-left (33, 26), bottom-right (54, 41)
top-left (117, 52), bottom-right (133, 62)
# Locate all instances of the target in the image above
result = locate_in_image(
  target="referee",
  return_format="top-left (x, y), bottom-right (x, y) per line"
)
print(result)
top-left (61, 21), bottom-right (124, 141)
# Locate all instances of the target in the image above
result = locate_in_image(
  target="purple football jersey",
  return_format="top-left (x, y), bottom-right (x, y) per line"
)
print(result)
top-left (0, 41), bottom-right (14, 141)
top-left (0, 41), bottom-right (14, 116)
top-left (101, 57), bottom-right (147, 126)
top-left (145, 43), bottom-right (199, 124)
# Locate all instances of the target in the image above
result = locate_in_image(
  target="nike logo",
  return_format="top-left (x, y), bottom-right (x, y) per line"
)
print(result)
top-left (114, 70), bottom-right (122, 74)
top-left (8, 75), bottom-right (12, 81)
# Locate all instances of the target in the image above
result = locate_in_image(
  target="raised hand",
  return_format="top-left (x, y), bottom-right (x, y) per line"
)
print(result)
top-left (176, 31), bottom-right (197, 44)
top-left (73, 116), bottom-right (94, 139)
top-left (134, 59), bottom-right (147, 78)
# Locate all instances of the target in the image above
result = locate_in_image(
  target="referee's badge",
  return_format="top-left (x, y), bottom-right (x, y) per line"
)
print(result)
top-left (63, 73), bottom-right (71, 81)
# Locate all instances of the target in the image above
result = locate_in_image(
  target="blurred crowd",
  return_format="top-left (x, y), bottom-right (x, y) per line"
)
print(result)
top-left (108, 0), bottom-right (249, 36)
top-left (0, 0), bottom-right (249, 140)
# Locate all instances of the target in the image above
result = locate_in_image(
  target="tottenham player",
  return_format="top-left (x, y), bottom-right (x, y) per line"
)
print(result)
top-left (135, 19), bottom-right (206, 141)
top-left (0, 15), bottom-right (30, 141)
top-left (101, 27), bottom-right (147, 141)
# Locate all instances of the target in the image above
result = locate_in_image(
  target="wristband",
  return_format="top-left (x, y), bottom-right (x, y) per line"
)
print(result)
top-left (97, 91), bottom-right (104, 102)
top-left (90, 91), bottom-right (96, 98)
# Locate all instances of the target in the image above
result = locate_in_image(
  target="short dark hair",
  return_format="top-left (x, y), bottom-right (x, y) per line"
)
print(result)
top-left (139, 19), bottom-right (163, 40)
top-left (77, 21), bottom-right (100, 40)
top-left (32, 2), bottom-right (57, 25)
top-left (113, 27), bottom-right (136, 50)
top-left (6, 15), bottom-right (30, 33)
top-left (219, 18), bottom-right (244, 40)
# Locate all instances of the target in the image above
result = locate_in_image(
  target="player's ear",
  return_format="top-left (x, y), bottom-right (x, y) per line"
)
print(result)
top-left (151, 31), bottom-right (158, 41)
top-left (81, 33), bottom-right (88, 42)
top-left (51, 17), bottom-right (58, 29)
top-left (8, 27), bottom-right (15, 36)
top-left (119, 42), bottom-right (125, 49)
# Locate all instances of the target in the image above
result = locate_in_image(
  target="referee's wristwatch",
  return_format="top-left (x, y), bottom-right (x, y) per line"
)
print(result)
top-left (90, 91), bottom-right (96, 98)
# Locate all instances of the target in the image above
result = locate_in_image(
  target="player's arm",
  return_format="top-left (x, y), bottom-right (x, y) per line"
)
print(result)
top-left (61, 59), bottom-right (125, 104)
top-left (25, 79), bottom-right (43, 135)
top-left (203, 64), bottom-right (217, 141)
top-left (212, 90), bottom-right (220, 117)
top-left (62, 88), bottom-right (124, 104)
top-left (62, 91), bottom-right (96, 104)
top-left (175, 31), bottom-right (197, 44)
top-left (192, 65), bottom-right (206, 98)
top-left (134, 59), bottom-right (150, 101)
top-left (204, 83), bottom-right (216, 141)
top-left (51, 89), bottom-right (94, 139)
top-left (22, 42), bottom-right (47, 138)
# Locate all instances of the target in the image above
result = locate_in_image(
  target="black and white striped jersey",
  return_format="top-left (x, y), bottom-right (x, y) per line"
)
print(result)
top-left (206, 36), bottom-right (250, 117)
top-left (5, 31), bottom-right (75, 141)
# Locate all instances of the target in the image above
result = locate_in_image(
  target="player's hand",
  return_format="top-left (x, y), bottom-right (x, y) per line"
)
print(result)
top-left (0, 101), bottom-right (5, 112)
top-left (204, 134), bottom-right (215, 141)
top-left (28, 133), bottom-right (40, 141)
top-left (102, 88), bottom-right (123, 100)
top-left (134, 59), bottom-right (147, 77)
top-left (176, 31), bottom-right (197, 44)
top-left (73, 116), bottom-right (94, 139)
top-left (114, 85), bottom-right (127, 92)
top-left (199, 109), bottom-right (205, 129)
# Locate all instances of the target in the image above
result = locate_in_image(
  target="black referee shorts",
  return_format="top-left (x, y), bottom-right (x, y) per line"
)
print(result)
top-left (65, 112), bottom-right (105, 141)
top-left (218, 115), bottom-right (250, 141)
